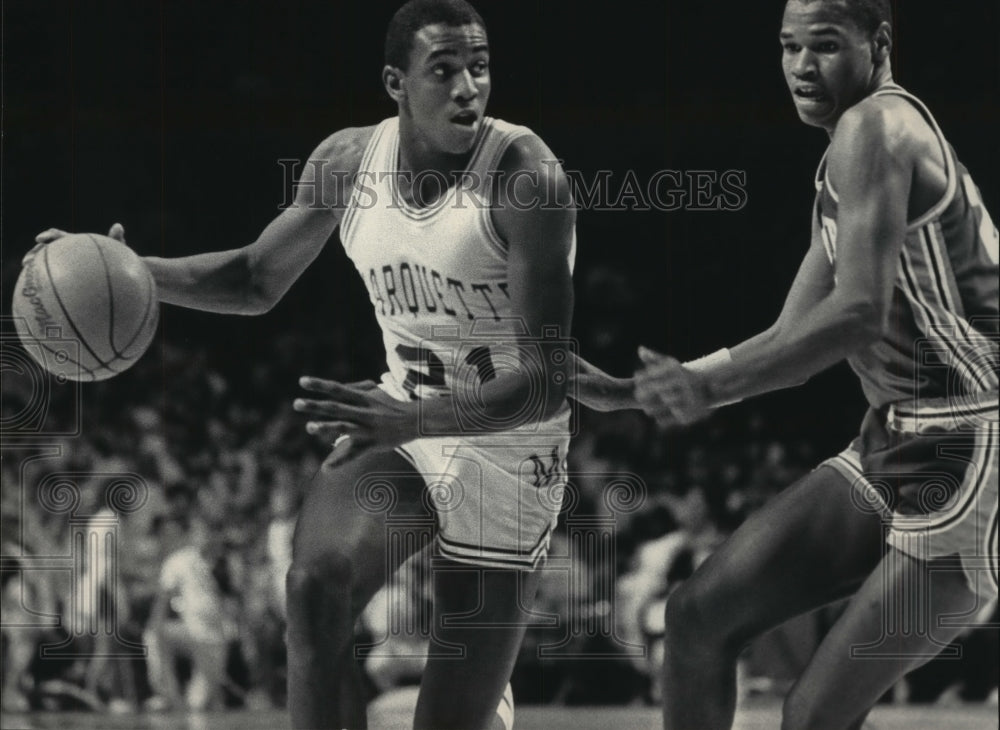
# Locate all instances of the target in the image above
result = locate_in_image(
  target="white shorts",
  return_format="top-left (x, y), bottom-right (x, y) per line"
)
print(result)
top-left (385, 383), bottom-right (571, 569)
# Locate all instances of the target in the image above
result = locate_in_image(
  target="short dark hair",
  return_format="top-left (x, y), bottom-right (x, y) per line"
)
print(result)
top-left (384, 0), bottom-right (486, 70)
top-left (796, 0), bottom-right (892, 35)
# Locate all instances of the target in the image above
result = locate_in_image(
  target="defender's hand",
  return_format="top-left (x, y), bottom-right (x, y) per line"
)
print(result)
top-left (294, 377), bottom-right (417, 467)
top-left (635, 346), bottom-right (711, 427)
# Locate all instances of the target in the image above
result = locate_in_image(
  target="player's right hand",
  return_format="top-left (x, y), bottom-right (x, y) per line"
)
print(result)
top-left (635, 346), bottom-right (710, 428)
top-left (26, 223), bottom-right (127, 264)
top-left (294, 376), bottom-right (418, 468)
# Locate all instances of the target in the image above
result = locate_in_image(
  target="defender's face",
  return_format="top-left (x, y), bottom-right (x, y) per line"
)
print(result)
top-left (399, 23), bottom-right (491, 154)
top-left (780, 0), bottom-right (877, 132)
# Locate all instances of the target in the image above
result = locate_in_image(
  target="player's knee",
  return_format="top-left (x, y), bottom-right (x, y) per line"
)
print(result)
top-left (664, 580), bottom-right (739, 654)
top-left (664, 583), bottom-right (710, 646)
top-left (285, 554), bottom-right (353, 625)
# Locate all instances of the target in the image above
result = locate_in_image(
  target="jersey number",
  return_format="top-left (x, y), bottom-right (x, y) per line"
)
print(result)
top-left (396, 344), bottom-right (497, 399)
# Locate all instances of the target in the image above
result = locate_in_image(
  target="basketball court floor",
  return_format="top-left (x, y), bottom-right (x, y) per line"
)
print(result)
top-left (2, 697), bottom-right (995, 730)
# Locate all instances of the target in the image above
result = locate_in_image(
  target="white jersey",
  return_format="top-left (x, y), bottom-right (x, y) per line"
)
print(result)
top-left (340, 116), bottom-right (576, 401)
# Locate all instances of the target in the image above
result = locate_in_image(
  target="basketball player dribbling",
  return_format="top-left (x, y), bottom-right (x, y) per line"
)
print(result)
top-left (573, 1), bottom-right (998, 728)
top-left (35, 1), bottom-right (576, 728)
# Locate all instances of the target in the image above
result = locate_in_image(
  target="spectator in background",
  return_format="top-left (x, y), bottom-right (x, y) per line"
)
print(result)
top-left (361, 551), bottom-right (434, 694)
top-left (1, 550), bottom-right (56, 711)
top-left (617, 485), bottom-right (728, 704)
top-left (77, 506), bottom-right (139, 711)
top-left (265, 463), bottom-right (299, 621)
top-left (1, 460), bottom-right (66, 711)
top-left (143, 514), bottom-right (232, 711)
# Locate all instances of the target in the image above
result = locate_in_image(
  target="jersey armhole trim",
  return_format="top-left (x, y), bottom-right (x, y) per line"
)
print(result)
top-left (868, 86), bottom-right (958, 231)
top-left (820, 87), bottom-right (958, 228)
top-left (481, 127), bottom-right (535, 257)
top-left (341, 120), bottom-right (392, 250)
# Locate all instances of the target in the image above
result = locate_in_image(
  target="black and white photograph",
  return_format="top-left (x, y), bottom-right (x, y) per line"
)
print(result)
top-left (2, 2), bottom-right (997, 729)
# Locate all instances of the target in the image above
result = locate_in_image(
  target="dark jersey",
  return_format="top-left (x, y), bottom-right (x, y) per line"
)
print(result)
top-left (814, 85), bottom-right (999, 408)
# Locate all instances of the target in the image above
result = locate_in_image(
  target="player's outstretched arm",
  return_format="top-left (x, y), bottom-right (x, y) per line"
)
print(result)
top-left (569, 353), bottom-right (641, 411)
top-left (140, 128), bottom-right (368, 314)
top-left (34, 127), bottom-right (369, 316)
top-left (637, 100), bottom-right (912, 423)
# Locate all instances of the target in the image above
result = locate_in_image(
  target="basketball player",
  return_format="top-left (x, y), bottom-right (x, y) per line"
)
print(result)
top-left (35, 1), bottom-right (573, 728)
top-left (575, 1), bottom-right (998, 728)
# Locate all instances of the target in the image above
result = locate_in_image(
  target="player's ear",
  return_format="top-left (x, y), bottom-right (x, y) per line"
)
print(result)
top-left (383, 66), bottom-right (405, 102)
top-left (872, 22), bottom-right (892, 64)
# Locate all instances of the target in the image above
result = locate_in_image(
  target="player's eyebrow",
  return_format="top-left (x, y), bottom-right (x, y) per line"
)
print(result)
top-left (426, 43), bottom-right (489, 62)
top-left (427, 48), bottom-right (459, 62)
top-left (807, 26), bottom-right (844, 36)
top-left (780, 26), bottom-right (844, 38)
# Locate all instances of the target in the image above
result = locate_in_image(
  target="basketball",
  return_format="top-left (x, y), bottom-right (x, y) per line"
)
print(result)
top-left (12, 233), bottom-right (159, 382)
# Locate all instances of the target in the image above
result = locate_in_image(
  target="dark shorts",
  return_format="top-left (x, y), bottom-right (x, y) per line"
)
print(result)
top-left (823, 391), bottom-right (998, 600)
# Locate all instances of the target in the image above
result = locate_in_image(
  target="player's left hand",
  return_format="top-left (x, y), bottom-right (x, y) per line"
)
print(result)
top-left (294, 376), bottom-right (417, 466)
top-left (26, 223), bottom-right (128, 264)
top-left (635, 346), bottom-right (711, 427)
top-left (570, 358), bottom-right (641, 412)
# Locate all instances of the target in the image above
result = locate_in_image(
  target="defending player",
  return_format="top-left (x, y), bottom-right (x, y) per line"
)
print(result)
top-left (35, 1), bottom-right (573, 728)
top-left (576, 1), bottom-right (998, 728)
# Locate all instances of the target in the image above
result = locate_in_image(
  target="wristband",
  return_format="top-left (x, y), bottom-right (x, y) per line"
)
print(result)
top-left (682, 348), bottom-right (742, 405)
top-left (683, 348), bottom-right (732, 373)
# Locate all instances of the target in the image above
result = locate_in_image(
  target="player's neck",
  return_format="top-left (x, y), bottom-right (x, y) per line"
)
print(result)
top-left (825, 66), bottom-right (895, 138)
top-left (870, 64), bottom-right (894, 95)
top-left (397, 125), bottom-right (474, 181)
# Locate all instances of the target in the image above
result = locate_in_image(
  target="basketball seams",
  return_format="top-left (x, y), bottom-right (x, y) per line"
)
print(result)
top-left (41, 240), bottom-right (113, 369)
top-left (29, 336), bottom-right (97, 381)
top-left (88, 234), bottom-right (120, 356)
top-left (117, 266), bottom-right (159, 359)
top-left (18, 233), bottom-right (158, 381)
top-left (29, 329), bottom-right (126, 381)
top-left (91, 233), bottom-right (159, 360)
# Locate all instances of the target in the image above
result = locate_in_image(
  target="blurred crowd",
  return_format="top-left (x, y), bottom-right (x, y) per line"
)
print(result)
top-left (2, 325), bottom-right (998, 715)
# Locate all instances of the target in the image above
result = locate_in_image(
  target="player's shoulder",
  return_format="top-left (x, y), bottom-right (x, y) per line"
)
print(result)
top-left (492, 123), bottom-right (573, 207)
top-left (489, 121), bottom-right (575, 252)
top-left (295, 126), bottom-right (379, 209)
top-left (495, 125), bottom-right (559, 178)
top-left (311, 125), bottom-right (379, 176)
top-left (831, 94), bottom-right (930, 164)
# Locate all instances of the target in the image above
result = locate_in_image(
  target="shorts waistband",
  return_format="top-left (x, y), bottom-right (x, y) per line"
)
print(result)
top-left (887, 390), bottom-right (999, 434)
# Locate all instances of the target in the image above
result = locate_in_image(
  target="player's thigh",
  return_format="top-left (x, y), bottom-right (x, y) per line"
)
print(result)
top-left (291, 448), bottom-right (432, 588)
top-left (675, 465), bottom-right (885, 640)
top-left (783, 551), bottom-right (980, 730)
top-left (824, 551), bottom-right (979, 659)
top-left (416, 563), bottom-right (541, 729)
top-left (430, 561), bottom-right (542, 630)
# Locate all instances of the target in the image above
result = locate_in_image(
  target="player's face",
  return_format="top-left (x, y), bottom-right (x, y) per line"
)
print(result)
top-left (398, 23), bottom-right (491, 155)
top-left (780, 0), bottom-right (878, 132)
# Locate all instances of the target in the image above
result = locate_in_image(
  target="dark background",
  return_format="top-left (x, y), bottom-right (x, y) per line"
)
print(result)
top-left (3, 0), bottom-right (998, 451)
